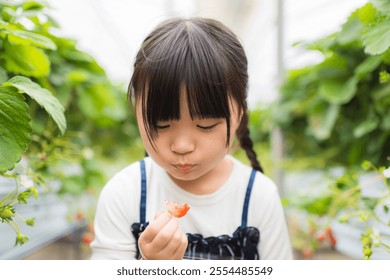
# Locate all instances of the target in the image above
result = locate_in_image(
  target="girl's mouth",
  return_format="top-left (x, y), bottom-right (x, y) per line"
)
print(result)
top-left (173, 164), bottom-right (196, 172)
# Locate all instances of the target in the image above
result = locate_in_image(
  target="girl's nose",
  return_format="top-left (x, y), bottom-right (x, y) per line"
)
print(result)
top-left (170, 135), bottom-right (195, 155)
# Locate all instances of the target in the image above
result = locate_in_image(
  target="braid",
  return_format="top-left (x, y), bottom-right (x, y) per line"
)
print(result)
top-left (237, 111), bottom-right (264, 173)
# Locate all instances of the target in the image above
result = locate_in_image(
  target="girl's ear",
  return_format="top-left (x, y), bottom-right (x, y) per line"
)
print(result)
top-left (238, 109), bottom-right (244, 127)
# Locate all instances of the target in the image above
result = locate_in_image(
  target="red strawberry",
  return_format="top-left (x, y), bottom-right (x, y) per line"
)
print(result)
top-left (326, 227), bottom-right (337, 247)
top-left (301, 248), bottom-right (313, 259)
top-left (165, 200), bottom-right (190, 218)
top-left (82, 233), bottom-right (93, 244)
top-left (317, 232), bottom-right (326, 242)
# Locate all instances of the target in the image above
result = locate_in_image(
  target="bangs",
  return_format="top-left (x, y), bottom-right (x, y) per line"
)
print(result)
top-left (129, 18), bottom-right (247, 143)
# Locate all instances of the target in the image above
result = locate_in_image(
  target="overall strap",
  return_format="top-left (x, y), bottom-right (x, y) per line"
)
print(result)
top-left (241, 169), bottom-right (257, 228)
top-left (139, 159), bottom-right (147, 224)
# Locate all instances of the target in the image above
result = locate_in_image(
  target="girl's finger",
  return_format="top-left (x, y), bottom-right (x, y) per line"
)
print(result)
top-left (171, 234), bottom-right (188, 259)
top-left (139, 212), bottom-right (171, 243)
top-left (154, 210), bottom-right (165, 220)
top-left (152, 216), bottom-right (179, 251)
top-left (160, 225), bottom-right (184, 258)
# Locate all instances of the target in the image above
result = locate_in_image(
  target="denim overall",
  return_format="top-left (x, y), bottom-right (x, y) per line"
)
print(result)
top-left (131, 159), bottom-right (260, 259)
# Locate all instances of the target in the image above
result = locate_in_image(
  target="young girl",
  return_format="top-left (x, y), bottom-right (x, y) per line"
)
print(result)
top-left (90, 17), bottom-right (292, 260)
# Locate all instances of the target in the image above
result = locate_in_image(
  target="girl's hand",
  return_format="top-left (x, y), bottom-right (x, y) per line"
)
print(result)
top-left (138, 212), bottom-right (188, 260)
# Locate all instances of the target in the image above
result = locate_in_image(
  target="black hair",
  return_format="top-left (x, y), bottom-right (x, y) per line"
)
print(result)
top-left (128, 17), bottom-right (263, 173)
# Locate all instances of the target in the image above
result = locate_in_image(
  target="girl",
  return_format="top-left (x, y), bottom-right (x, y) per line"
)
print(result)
top-left (90, 17), bottom-right (292, 260)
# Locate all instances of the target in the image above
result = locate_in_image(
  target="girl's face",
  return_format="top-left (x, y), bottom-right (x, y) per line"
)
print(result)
top-left (136, 91), bottom-right (241, 190)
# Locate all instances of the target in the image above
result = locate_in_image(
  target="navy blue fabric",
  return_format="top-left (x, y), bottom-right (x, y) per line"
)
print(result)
top-left (241, 168), bottom-right (256, 228)
top-left (139, 159), bottom-right (147, 224)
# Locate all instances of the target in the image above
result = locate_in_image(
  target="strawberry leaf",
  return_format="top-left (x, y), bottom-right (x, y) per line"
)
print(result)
top-left (4, 29), bottom-right (57, 50)
top-left (0, 86), bottom-right (31, 172)
top-left (4, 76), bottom-right (66, 135)
top-left (363, 19), bottom-right (390, 55)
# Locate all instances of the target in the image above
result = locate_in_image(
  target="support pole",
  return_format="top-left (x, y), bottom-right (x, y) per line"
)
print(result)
top-left (272, 0), bottom-right (285, 196)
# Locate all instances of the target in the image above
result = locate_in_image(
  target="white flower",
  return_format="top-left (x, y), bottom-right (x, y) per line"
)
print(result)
top-left (19, 175), bottom-right (34, 189)
top-left (384, 167), bottom-right (390, 178)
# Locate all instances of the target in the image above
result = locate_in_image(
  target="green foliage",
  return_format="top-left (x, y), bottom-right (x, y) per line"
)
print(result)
top-left (279, 1), bottom-right (390, 259)
top-left (273, 1), bottom-right (390, 168)
top-left (287, 160), bottom-right (390, 259)
top-left (249, 104), bottom-right (272, 144)
top-left (0, 86), bottom-right (31, 171)
top-left (0, 0), bottom-right (140, 246)
top-left (4, 76), bottom-right (66, 134)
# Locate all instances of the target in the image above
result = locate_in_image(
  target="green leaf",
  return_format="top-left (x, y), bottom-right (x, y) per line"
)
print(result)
top-left (5, 30), bottom-right (57, 50)
top-left (319, 53), bottom-right (348, 70)
top-left (371, 0), bottom-right (390, 16)
top-left (4, 76), bottom-right (66, 135)
top-left (2, 42), bottom-right (50, 77)
top-left (354, 55), bottom-right (382, 79)
top-left (300, 195), bottom-right (333, 216)
top-left (1, 7), bottom-right (16, 22)
top-left (0, 86), bottom-right (32, 172)
top-left (380, 112), bottom-right (390, 130)
top-left (363, 19), bottom-right (390, 55)
top-left (52, 36), bottom-right (77, 50)
top-left (67, 69), bottom-right (89, 83)
top-left (362, 197), bottom-right (379, 210)
top-left (0, 19), bottom-right (9, 28)
top-left (318, 77), bottom-right (358, 104)
top-left (308, 103), bottom-right (339, 140)
top-left (358, 3), bottom-right (377, 23)
top-left (372, 83), bottom-right (390, 101)
top-left (0, 66), bottom-right (8, 84)
top-left (306, 34), bottom-right (336, 52)
top-left (337, 12), bottom-right (361, 45)
top-left (381, 48), bottom-right (390, 64)
top-left (22, 1), bottom-right (46, 11)
top-left (353, 114), bottom-right (379, 138)
top-left (61, 49), bottom-right (95, 63)
top-left (77, 83), bottom-right (122, 126)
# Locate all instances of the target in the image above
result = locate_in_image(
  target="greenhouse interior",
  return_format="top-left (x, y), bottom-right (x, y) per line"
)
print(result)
top-left (0, 0), bottom-right (389, 260)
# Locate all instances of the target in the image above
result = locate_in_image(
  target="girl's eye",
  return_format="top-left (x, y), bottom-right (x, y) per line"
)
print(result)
top-left (155, 124), bottom-right (170, 130)
top-left (197, 123), bottom-right (219, 131)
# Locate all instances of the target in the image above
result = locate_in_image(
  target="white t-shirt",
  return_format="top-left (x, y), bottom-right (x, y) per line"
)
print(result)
top-left (90, 155), bottom-right (293, 259)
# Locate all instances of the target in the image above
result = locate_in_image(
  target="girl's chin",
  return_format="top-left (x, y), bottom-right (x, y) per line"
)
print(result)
top-left (166, 168), bottom-right (204, 182)
top-left (168, 171), bottom-right (198, 181)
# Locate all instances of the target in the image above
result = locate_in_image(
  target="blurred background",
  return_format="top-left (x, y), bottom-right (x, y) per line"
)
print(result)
top-left (48, 0), bottom-right (367, 105)
top-left (0, 0), bottom-right (389, 260)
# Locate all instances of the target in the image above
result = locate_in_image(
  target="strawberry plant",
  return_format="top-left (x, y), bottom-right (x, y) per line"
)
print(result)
top-left (276, 0), bottom-right (390, 259)
top-left (273, 0), bottom-right (390, 168)
top-left (286, 159), bottom-right (390, 259)
top-left (0, 0), bottom-right (140, 248)
top-left (1, 0), bottom-right (66, 244)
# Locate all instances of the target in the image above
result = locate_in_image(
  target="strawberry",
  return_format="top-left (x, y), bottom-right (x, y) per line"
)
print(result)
top-left (326, 226), bottom-right (337, 247)
top-left (316, 232), bottom-right (326, 242)
top-left (82, 233), bottom-right (93, 244)
top-left (165, 200), bottom-right (190, 218)
top-left (75, 211), bottom-right (84, 222)
top-left (301, 248), bottom-right (313, 259)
